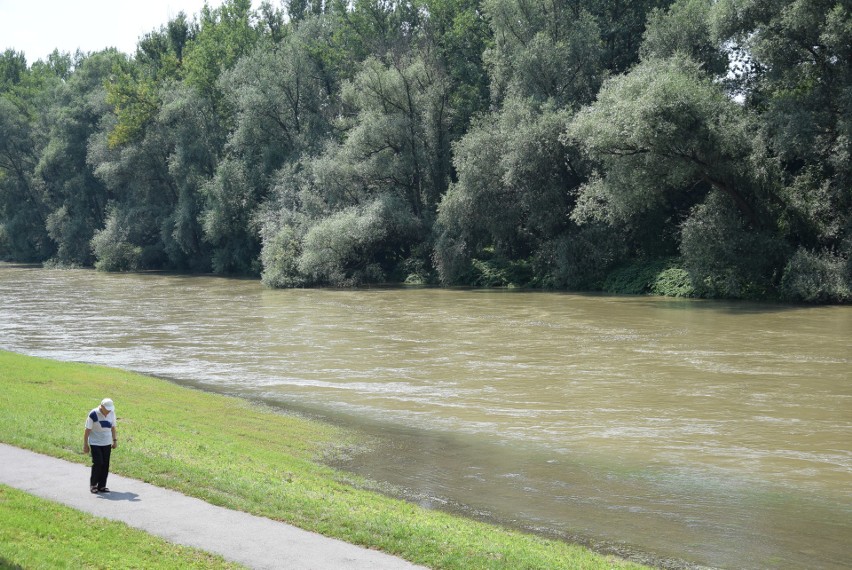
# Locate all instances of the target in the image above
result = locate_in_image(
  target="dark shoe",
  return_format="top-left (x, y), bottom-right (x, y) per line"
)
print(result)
top-left (97, 487), bottom-right (110, 493)
top-left (90, 486), bottom-right (99, 493)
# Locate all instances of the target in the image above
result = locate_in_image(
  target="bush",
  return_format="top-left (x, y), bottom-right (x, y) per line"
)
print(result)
top-left (46, 205), bottom-right (95, 266)
top-left (432, 233), bottom-right (474, 285)
top-left (681, 192), bottom-right (788, 299)
top-left (602, 259), bottom-right (695, 297)
top-left (545, 224), bottom-right (626, 290)
top-left (470, 254), bottom-right (533, 288)
top-left (603, 259), bottom-right (668, 294)
top-left (42, 258), bottom-right (83, 269)
top-left (90, 210), bottom-right (142, 271)
top-left (0, 214), bottom-right (53, 262)
top-left (202, 158), bottom-right (261, 275)
top-left (650, 267), bottom-right (695, 297)
top-left (260, 223), bottom-right (306, 288)
top-left (297, 194), bottom-right (420, 287)
top-left (780, 248), bottom-right (851, 303)
top-left (399, 246), bottom-right (436, 285)
top-left (0, 223), bottom-right (10, 260)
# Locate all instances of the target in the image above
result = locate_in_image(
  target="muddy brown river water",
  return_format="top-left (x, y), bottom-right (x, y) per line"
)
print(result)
top-left (1, 264), bottom-right (849, 569)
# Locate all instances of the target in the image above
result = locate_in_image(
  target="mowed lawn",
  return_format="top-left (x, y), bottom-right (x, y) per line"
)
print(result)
top-left (0, 350), bottom-right (651, 570)
top-left (0, 484), bottom-right (245, 569)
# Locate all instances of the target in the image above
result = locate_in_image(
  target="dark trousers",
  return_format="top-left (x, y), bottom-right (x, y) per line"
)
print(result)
top-left (90, 444), bottom-right (112, 488)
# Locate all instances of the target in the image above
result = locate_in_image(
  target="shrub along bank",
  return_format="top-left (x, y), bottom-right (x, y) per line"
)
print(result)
top-left (0, 351), bottom-right (650, 570)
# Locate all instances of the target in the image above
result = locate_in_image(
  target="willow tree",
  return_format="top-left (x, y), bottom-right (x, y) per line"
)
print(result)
top-left (260, 50), bottom-right (451, 286)
top-left (89, 8), bottom-right (236, 272)
top-left (0, 50), bottom-right (70, 261)
top-left (433, 0), bottom-right (613, 287)
top-left (210, 15), bottom-right (340, 277)
top-left (714, 0), bottom-right (852, 301)
top-left (0, 95), bottom-right (49, 261)
top-left (219, 17), bottom-right (338, 179)
top-left (37, 51), bottom-right (120, 266)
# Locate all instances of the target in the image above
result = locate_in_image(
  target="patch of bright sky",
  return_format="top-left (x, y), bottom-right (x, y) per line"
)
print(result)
top-left (0, 0), bottom-right (261, 65)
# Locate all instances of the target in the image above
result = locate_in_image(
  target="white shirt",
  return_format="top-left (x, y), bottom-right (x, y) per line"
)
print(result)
top-left (85, 408), bottom-right (116, 446)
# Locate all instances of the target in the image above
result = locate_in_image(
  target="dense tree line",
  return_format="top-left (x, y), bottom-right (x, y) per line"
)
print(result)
top-left (1, 0), bottom-right (850, 302)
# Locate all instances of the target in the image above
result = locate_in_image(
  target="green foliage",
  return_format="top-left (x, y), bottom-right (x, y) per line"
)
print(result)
top-left (326, 0), bottom-right (422, 67)
top-left (486, 0), bottom-right (655, 101)
top-left (256, 45), bottom-right (456, 288)
top-left (45, 206), bottom-right (93, 265)
top-left (0, 78), bottom-right (53, 261)
top-left (136, 12), bottom-right (195, 77)
top-left (0, 49), bottom-right (28, 93)
top-left (340, 53), bottom-right (454, 215)
top-left (182, 0), bottom-right (260, 101)
top-left (435, 99), bottom-right (579, 284)
top-left (298, 194), bottom-right (421, 286)
top-left (470, 254), bottom-right (533, 288)
top-left (105, 58), bottom-right (161, 147)
top-left (92, 45), bottom-right (224, 272)
top-left (542, 224), bottom-right (627, 290)
top-left (483, 0), bottom-right (604, 106)
top-left (202, 158), bottom-right (261, 274)
top-left (602, 258), bottom-right (695, 297)
top-left (260, 222), bottom-right (306, 288)
top-left (593, 0), bottom-right (674, 73)
top-left (681, 192), bottom-right (789, 299)
top-left (433, 0), bottom-right (677, 290)
top-left (90, 208), bottom-right (143, 271)
top-left (431, 231), bottom-right (472, 285)
top-left (713, 0), bottom-right (852, 255)
top-left (0, 223), bottom-right (9, 258)
top-left (156, 85), bottom-right (221, 271)
top-left (89, 96), bottom-right (208, 272)
top-left (568, 54), bottom-right (763, 227)
top-left (780, 248), bottom-right (851, 303)
top-left (641, 0), bottom-right (727, 74)
top-left (0, 0), bottom-right (849, 302)
top-left (219, 19), bottom-right (336, 175)
top-left (107, 13), bottom-right (197, 149)
top-left (0, 48), bottom-right (70, 114)
top-left (778, 166), bottom-right (848, 248)
top-left (651, 267), bottom-right (695, 297)
top-left (37, 51), bottom-right (121, 266)
top-left (422, 0), bottom-right (492, 135)
top-left (603, 259), bottom-right (672, 295)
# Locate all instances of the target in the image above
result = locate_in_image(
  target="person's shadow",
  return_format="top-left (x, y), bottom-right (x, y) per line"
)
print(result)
top-left (96, 491), bottom-right (141, 502)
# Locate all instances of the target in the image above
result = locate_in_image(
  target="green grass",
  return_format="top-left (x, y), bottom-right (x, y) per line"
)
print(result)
top-left (0, 350), bottom-right (651, 570)
top-left (0, 484), bottom-right (243, 569)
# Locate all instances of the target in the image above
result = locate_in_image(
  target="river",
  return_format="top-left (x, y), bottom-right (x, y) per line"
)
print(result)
top-left (0, 264), bottom-right (849, 569)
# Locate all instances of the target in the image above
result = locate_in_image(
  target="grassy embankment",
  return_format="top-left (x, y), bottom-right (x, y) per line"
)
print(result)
top-left (0, 484), bottom-right (244, 569)
top-left (0, 350), bottom-right (651, 570)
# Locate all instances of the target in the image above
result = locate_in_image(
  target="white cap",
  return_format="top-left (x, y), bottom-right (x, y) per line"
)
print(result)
top-left (100, 398), bottom-right (115, 411)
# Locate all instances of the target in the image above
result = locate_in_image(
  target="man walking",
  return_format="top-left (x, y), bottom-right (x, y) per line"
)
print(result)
top-left (83, 398), bottom-right (117, 493)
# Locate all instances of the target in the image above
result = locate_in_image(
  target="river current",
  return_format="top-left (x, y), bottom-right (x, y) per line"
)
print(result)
top-left (0, 264), bottom-right (849, 569)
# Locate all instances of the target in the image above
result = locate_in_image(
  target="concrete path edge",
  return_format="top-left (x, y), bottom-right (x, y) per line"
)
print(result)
top-left (0, 443), bottom-right (427, 570)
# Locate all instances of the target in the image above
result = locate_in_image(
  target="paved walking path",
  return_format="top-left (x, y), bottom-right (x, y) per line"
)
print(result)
top-left (0, 443), bottom-right (427, 570)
